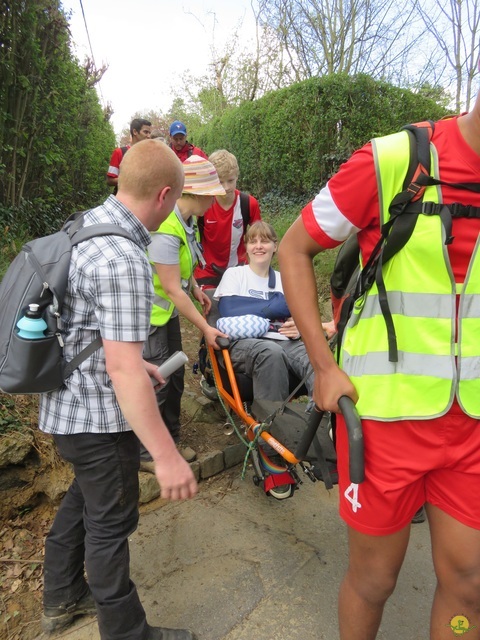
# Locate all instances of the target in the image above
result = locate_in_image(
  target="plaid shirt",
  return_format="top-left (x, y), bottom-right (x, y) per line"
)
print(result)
top-left (39, 196), bottom-right (153, 435)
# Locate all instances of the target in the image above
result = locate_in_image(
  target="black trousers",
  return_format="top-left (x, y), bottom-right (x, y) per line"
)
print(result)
top-left (143, 315), bottom-right (184, 443)
top-left (43, 431), bottom-right (149, 640)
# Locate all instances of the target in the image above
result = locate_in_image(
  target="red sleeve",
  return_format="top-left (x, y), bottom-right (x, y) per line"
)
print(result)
top-left (107, 147), bottom-right (123, 178)
top-left (301, 143), bottom-right (381, 262)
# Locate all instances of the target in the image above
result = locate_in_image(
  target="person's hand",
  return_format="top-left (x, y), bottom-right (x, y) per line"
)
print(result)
top-left (154, 452), bottom-right (198, 501)
top-left (204, 325), bottom-right (228, 349)
top-left (143, 359), bottom-right (166, 390)
top-left (313, 364), bottom-right (358, 414)
top-left (193, 286), bottom-right (212, 315)
top-left (278, 317), bottom-right (301, 339)
top-left (322, 319), bottom-right (337, 339)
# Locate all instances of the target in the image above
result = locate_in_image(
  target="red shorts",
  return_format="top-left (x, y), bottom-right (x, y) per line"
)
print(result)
top-left (336, 403), bottom-right (480, 535)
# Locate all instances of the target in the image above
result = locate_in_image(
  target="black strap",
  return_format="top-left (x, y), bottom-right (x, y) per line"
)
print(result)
top-left (60, 217), bottom-right (144, 376)
top-left (267, 266), bottom-right (276, 289)
top-left (63, 336), bottom-right (103, 378)
top-left (62, 213), bottom-right (141, 248)
top-left (70, 223), bottom-right (142, 248)
top-left (239, 191), bottom-right (251, 232)
top-left (196, 274), bottom-right (222, 287)
top-left (336, 120), bottom-right (480, 364)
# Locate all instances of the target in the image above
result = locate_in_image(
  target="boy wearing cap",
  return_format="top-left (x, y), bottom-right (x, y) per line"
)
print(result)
top-left (140, 156), bottom-right (228, 471)
top-left (169, 120), bottom-right (208, 163)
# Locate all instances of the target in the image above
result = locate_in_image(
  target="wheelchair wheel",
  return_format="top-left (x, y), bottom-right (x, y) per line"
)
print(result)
top-left (268, 483), bottom-right (293, 500)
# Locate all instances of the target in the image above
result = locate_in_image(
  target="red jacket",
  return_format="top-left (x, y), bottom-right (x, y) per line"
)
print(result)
top-left (170, 142), bottom-right (208, 163)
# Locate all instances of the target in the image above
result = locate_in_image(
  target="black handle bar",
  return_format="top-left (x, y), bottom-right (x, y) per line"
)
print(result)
top-left (295, 407), bottom-right (324, 459)
top-left (295, 395), bottom-right (364, 484)
top-left (216, 336), bottom-right (231, 349)
top-left (338, 395), bottom-right (364, 484)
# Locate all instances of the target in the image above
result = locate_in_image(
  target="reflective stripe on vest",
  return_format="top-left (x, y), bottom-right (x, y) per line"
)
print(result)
top-left (339, 130), bottom-right (480, 420)
top-left (150, 210), bottom-right (197, 326)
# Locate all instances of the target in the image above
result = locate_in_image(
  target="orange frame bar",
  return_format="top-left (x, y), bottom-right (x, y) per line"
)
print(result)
top-left (207, 343), bottom-right (301, 465)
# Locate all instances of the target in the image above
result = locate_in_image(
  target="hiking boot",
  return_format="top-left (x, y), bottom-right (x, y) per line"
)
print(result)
top-left (42, 589), bottom-right (97, 634)
top-left (146, 624), bottom-right (197, 639)
top-left (411, 505), bottom-right (426, 524)
top-left (200, 376), bottom-right (218, 401)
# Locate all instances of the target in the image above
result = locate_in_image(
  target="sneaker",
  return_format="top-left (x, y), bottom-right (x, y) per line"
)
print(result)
top-left (140, 459), bottom-right (156, 474)
top-left (140, 447), bottom-right (196, 474)
top-left (411, 505), bottom-right (426, 524)
top-left (42, 589), bottom-right (96, 634)
top-left (146, 625), bottom-right (197, 639)
top-left (200, 376), bottom-right (218, 401)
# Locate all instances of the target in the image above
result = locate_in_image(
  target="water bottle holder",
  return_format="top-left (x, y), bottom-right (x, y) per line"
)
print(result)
top-left (4, 332), bottom-right (65, 393)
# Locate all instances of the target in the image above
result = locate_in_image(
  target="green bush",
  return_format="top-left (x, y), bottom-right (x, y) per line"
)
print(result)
top-left (194, 73), bottom-right (449, 200)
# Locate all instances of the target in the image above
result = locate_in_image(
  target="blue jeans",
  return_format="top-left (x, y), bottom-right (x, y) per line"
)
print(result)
top-left (43, 431), bottom-right (149, 640)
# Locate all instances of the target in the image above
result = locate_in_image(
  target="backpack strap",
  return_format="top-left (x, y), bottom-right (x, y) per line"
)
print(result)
top-left (61, 219), bottom-right (145, 377)
top-left (239, 191), bottom-right (251, 232)
top-left (339, 120), bottom-right (480, 363)
top-left (197, 215), bottom-right (205, 240)
top-left (70, 223), bottom-right (141, 248)
top-left (63, 212), bottom-right (143, 248)
top-left (63, 336), bottom-right (104, 378)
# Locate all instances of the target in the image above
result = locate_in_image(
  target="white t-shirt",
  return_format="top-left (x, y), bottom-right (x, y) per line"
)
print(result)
top-left (214, 265), bottom-right (288, 340)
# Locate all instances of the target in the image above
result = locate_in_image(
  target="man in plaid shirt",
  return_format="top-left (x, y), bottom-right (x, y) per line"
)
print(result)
top-left (39, 140), bottom-right (198, 640)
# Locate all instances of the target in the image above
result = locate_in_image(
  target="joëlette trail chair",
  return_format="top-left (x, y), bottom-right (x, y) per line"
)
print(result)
top-left (202, 293), bottom-right (364, 500)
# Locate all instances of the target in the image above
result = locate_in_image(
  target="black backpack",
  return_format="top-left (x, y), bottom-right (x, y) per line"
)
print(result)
top-left (333, 120), bottom-right (480, 362)
top-left (0, 212), bottom-right (137, 394)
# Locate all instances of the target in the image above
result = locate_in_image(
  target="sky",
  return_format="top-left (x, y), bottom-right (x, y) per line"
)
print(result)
top-left (61, 0), bottom-right (258, 137)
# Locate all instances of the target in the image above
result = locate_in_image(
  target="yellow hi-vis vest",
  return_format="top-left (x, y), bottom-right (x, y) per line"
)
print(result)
top-left (150, 210), bottom-right (198, 327)
top-left (339, 129), bottom-right (480, 420)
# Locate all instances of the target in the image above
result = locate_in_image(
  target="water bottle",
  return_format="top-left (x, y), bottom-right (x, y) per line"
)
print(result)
top-left (17, 303), bottom-right (47, 340)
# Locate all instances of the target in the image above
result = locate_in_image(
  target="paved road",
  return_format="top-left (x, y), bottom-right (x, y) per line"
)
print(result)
top-left (47, 466), bottom-right (435, 640)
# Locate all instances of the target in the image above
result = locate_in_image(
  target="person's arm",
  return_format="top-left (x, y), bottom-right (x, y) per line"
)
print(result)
top-left (103, 339), bottom-right (197, 500)
top-left (155, 262), bottom-right (226, 348)
top-left (106, 148), bottom-right (121, 187)
top-left (278, 217), bottom-right (358, 413)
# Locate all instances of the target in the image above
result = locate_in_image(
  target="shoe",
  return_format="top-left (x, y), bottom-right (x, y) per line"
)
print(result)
top-left (200, 376), bottom-right (218, 401)
top-left (146, 624), bottom-right (197, 639)
top-left (177, 445), bottom-right (197, 463)
top-left (42, 589), bottom-right (96, 634)
top-left (411, 505), bottom-right (426, 524)
top-left (139, 446), bottom-right (196, 473)
top-left (140, 459), bottom-right (156, 474)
